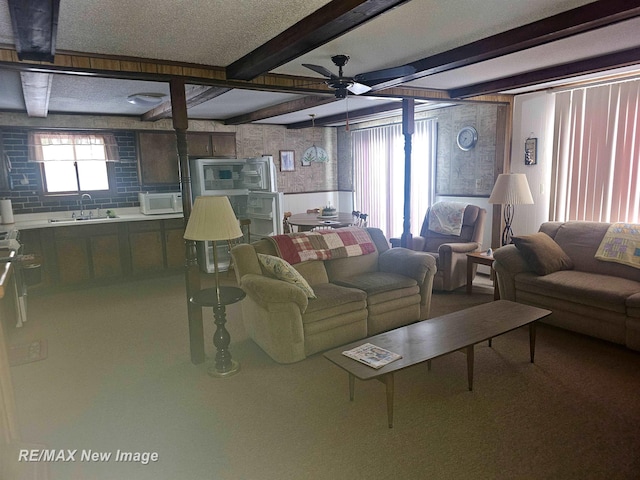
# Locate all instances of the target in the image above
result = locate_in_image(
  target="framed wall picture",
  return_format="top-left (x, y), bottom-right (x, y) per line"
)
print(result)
top-left (525, 137), bottom-right (537, 165)
top-left (280, 150), bottom-right (295, 171)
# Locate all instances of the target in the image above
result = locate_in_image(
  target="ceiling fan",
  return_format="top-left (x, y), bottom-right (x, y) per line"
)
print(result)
top-left (302, 55), bottom-right (415, 98)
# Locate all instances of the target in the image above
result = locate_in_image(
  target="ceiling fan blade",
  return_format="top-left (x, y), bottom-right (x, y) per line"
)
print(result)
top-left (347, 82), bottom-right (372, 95)
top-left (302, 63), bottom-right (336, 78)
top-left (354, 65), bottom-right (417, 83)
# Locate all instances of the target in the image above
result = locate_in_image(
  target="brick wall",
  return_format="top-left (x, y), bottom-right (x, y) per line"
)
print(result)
top-left (0, 129), bottom-right (179, 214)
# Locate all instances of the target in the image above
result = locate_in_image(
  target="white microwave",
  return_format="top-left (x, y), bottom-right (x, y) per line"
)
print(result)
top-left (139, 192), bottom-right (183, 215)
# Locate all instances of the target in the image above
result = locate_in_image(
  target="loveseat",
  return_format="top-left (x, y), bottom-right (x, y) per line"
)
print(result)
top-left (230, 227), bottom-right (437, 363)
top-left (493, 221), bottom-right (640, 351)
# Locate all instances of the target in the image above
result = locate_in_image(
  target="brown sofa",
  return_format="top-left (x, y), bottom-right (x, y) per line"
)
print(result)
top-left (493, 221), bottom-right (640, 351)
top-left (231, 227), bottom-right (437, 363)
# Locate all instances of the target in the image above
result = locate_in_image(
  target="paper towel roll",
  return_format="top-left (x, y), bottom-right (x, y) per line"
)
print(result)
top-left (1, 199), bottom-right (14, 224)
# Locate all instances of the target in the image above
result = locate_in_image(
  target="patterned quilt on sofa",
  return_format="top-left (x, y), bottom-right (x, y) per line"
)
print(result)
top-left (268, 227), bottom-right (376, 265)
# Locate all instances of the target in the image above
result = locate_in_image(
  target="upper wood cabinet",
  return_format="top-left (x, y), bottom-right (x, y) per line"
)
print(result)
top-left (137, 131), bottom-right (237, 186)
top-left (137, 132), bottom-right (180, 186)
top-left (187, 132), bottom-right (236, 158)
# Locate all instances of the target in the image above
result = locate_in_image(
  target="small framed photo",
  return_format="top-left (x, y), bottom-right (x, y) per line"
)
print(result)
top-left (525, 138), bottom-right (537, 165)
top-left (280, 150), bottom-right (295, 172)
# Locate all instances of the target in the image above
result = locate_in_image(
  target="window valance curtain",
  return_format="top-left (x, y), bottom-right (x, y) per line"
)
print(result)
top-left (28, 131), bottom-right (120, 162)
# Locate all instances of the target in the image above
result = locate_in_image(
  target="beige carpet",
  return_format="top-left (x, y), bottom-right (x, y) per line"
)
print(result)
top-left (7, 274), bottom-right (640, 480)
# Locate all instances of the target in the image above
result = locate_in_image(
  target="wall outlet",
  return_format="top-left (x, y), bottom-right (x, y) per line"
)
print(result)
top-left (475, 179), bottom-right (481, 189)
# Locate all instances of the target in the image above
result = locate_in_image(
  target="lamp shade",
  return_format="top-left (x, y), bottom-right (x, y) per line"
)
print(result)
top-left (184, 196), bottom-right (243, 241)
top-left (488, 173), bottom-right (534, 205)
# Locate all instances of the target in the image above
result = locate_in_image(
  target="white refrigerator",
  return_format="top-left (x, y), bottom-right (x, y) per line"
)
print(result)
top-left (190, 156), bottom-right (284, 272)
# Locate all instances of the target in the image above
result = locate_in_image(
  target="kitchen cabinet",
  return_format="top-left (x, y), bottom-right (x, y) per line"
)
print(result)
top-left (128, 220), bottom-right (164, 275)
top-left (137, 132), bottom-right (180, 186)
top-left (127, 219), bottom-right (185, 275)
top-left (20, 218), bottom-right (183, 289)
top-left (164, 218), bottom-right (186, 269)
top-left (187, 132), bottom-right (236, 158)
top-left (52, 223), bottom-right (123, 285)
top-left (137, 132), bottom-right (237, 186)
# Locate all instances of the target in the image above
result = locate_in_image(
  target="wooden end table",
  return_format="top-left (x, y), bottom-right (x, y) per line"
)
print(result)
top-left (190, 286), bottom-right (245, 377)
top-left (466, 251), bottom-right (499, 300)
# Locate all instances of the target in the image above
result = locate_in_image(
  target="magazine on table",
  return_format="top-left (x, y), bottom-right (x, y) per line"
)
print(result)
top-left (342, 343), bottom-right (402, 369)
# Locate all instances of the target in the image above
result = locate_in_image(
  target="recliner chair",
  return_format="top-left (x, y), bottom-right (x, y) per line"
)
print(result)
top-left (399, 203), bottom-right (486, 291)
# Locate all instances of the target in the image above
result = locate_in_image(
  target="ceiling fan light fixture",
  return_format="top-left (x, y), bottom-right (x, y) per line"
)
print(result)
top-left (126, 93), bottom-right (166, 107)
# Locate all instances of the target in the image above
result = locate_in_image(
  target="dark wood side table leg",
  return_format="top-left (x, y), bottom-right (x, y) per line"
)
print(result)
top-left (349, 373), bottom-right (355, 401)
top-left (466, 259), bottom-right (474, 294)
top-left (467, 345), bottom-right (475, 391)
top-left (529, 322), bottom-right (537, 363)
top-left (384, 373), bottom-right (394, 428)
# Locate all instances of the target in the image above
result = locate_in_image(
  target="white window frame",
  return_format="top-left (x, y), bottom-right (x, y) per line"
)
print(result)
top-left (28, 131), bottom-right (119, 196)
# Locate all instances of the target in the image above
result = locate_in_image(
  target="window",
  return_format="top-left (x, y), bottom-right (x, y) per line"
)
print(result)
top-left (352, 119), bottom-right (437, 239)
top-left (551, 80), bottom-right (640, 223)
top-left (28, 131), bottom-right (120, 194)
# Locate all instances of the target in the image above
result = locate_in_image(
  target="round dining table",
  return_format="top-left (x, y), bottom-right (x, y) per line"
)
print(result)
top-left (288, 212), bottom-right (355, 231)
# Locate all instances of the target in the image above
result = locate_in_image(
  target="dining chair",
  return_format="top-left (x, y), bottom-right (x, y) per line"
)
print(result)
top-left (283, 212), bottom-right (293, 233)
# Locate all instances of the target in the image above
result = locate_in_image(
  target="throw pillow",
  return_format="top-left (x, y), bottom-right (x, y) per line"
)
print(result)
top-left (257, 253), bottom-right (316, 298)
top-left (512, 232), bottom-right (574, 275)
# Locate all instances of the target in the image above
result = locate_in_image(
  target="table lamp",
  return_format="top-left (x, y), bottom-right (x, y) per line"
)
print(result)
top-left (488, 173), bottom-right (534, 246)
top-left (184, 195), bottom-right (243, 376)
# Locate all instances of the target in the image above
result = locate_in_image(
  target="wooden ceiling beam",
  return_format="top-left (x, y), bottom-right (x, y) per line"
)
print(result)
top-left (361, 0), bottom-right (640, 91)
top-left (19, 71), bottom-right (52, 117)
top-left (142, 85), bottom-right (231, 121)
top-left (225, 0), bottom-right (411, 81)
top-left (224, 95), bottom-right (338, 125)
top-left (449, 46), bottom-right (640, 98)
top-left (7, 0), bottom-right (60, 62)
top-left (286, 102), bottom-right (403, 129)
top-left (0, 47), bottom-right (335, 96)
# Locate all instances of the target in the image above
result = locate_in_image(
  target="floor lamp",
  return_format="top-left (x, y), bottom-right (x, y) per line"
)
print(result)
top-left (488, 173), bottom-right (534, 246)
top-left (184, 196), bottom-right (244, 377)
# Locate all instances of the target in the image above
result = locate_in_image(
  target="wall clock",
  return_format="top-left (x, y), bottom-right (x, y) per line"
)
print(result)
top-left (456, 126), bottom-right (478, 151)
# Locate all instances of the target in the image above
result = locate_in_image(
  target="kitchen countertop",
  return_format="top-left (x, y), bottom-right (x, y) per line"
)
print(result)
top-left (7, 207), bottom-right (184, 231)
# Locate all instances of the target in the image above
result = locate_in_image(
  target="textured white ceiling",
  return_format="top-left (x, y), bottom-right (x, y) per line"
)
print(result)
top-left (54, 0), bottom-right (332, 66)
top-left (0, 0), bottom-right (639, 124)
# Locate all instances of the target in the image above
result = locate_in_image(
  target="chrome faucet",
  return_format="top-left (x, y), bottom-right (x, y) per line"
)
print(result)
top-left (80, 193), bottom-right (92, 217)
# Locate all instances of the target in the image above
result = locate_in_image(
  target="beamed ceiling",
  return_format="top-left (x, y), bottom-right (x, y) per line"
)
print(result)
top-left (1, 0), bottom-right (640, 127)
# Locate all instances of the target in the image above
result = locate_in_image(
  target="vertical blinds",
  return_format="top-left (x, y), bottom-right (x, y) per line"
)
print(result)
top-left (551, 80), bottom-right (640, 223)
top-left (352, 118), bottom-right (437, 239)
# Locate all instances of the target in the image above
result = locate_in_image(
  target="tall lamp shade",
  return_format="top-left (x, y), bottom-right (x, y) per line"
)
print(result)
top-left (184, 196), bottom-right (242, 242)
top-left (488, 173), bottom-right (534, 246)
top-left (184, 195), bottom-right (242, 301)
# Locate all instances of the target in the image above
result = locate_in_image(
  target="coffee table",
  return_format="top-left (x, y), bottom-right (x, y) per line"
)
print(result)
top-left (324, 300), bottom-right (551, 428)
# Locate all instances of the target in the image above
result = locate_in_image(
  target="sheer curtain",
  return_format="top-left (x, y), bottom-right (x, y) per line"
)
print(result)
top-left (551, 80), bottom-right (640, 223)
top-left (353, 118), bottom-right (437, 239)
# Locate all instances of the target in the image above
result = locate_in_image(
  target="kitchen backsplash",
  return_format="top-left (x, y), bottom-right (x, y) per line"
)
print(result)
top-left (0, 118), bottom-right (341, 216)
top-left (0, 128), bottom-right (180, 215)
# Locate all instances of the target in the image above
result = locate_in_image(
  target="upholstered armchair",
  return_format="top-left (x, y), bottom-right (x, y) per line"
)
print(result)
top-left (397, 203), bottom-right (486, 291)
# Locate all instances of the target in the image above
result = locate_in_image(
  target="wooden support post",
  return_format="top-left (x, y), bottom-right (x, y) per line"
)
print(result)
top-left (170, 78), bottom-right (205, 365)
top-left (400, 98), bottom-right (414, 249)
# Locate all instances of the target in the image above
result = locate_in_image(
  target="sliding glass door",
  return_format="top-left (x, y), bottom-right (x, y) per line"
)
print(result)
top-left (352, 118), bottom-right (437, 239)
